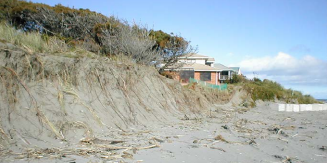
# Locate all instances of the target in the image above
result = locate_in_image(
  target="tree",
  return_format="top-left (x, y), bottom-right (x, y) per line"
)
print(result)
top-left (149, 30), bottom-right (196, 72)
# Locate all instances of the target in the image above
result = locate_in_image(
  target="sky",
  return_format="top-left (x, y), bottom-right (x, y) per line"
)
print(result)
top-left (31, 0), bottom-right (327, 99)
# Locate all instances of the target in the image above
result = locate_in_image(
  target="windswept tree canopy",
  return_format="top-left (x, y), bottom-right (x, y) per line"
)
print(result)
top-left (149, 30), bottom-right (194, 71)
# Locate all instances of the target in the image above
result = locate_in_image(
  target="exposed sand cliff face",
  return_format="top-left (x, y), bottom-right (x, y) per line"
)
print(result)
top-left (0, 42), bottom-right (231, 154)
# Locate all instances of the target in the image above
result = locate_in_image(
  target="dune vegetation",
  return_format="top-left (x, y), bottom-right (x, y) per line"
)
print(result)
top-left (230, 75), bottom-right (319, 104)
top-left (0, 0), bottom-right (195, 71)
top-left (0, 0), bottom-right (319, 105)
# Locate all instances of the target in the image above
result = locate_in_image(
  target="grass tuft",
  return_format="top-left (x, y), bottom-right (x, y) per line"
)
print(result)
top-left (0, 22), bottom-right (48, 52)
top-left (0, 22), bottom-right (96, 58)
top-left (35, 106), bottom-right (65, 140)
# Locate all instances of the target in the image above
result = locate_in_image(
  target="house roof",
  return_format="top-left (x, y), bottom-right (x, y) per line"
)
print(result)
top-left (166, 63), bottom-right (235, 72)
top-left (179, 53), bottom-right (210, 59)
top-left (207, 58), bottom-right (215, 62)
top-left (213, 63), bottom-right (233, 71)
top-left (177, 63), bottom-right (222, 72)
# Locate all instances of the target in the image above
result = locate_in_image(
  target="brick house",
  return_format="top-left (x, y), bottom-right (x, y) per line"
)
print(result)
top-left (165, 53), bottom-right (234, 85)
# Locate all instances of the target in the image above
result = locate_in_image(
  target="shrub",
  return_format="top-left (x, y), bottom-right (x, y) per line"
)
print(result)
top-left (243, 78), bottom-right (319, 104)
top-left (229, 74), bottom-right (247, 84)
top-left (1, 0), bottom-right (193, 68)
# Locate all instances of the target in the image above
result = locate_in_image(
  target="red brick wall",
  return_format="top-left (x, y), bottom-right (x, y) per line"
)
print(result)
top-left (209, 72), bottom-right (216, 85)
top-left (195, 71), bottom-right (220, 85)
top-left (194, 72), bottom-right (201, 81)
top-left (167, 71), bottom-right (220, 86)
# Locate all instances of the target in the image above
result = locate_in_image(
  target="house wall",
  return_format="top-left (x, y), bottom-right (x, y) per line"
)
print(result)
top-left (194, 71), bottom-right (220, 85)
top-left (217, 72), bottom-right (221, 84)
top-left (178, 59), bottom-right (206, 65)
top-left (194, 71), bottom-right (201, 81)
top-left (209, 72), bottom-right (217, 85)
top-left (167, 70), bottom-right (221, 86)
top-left (195, 59), bottom-right (206, 65)
top-left (206, 62), bottom-right (214, 67)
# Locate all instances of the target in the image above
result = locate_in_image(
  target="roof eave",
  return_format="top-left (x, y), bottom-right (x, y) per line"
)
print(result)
top-left (178, 57), bottom-right (210, 59)
top-left (194, 70), bottom-right (221, 72)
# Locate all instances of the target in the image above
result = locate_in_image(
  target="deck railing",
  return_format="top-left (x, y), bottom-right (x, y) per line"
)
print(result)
top-left (219, 75), bottom-right (230, 80)
top-left (189, 78), bottom-right (227, 90)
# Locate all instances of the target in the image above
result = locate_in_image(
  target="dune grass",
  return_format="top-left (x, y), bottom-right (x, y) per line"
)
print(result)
top-left (243, 78), bottom-right (319, 104)
top-left (0, 22), bottom-right (95, 58)
top-left (0, 22), bottom-right (50, 52)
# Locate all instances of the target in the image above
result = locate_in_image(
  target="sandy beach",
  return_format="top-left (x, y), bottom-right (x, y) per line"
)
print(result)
top-left (133, 103), bottom-right (327, 163)
top-left (1, 102), bottom-right (326, 163)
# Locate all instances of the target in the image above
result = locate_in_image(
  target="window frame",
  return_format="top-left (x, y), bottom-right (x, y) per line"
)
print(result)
top-left (200, 72), bottom-right (211, 81)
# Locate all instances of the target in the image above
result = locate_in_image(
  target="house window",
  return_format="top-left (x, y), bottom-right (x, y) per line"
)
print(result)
top-left (187, 59), bottom-right (195, 63)
top-left (205, 63), bottom-right (211, 66)
top-left (221, 71), bottom-right (229, 75)
top-left (180, 70), bottom-right (194, 82)
top-left (200, 72), bottom-right (211, 81)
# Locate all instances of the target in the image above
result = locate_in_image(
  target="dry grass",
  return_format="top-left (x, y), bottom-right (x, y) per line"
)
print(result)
top-left (0, 23), bottom-right (47, 52)
top-left (183, 83), bottom-right (232, 104)
top-left (60, 121), bottom-right (94, 139)
top-left (0, 23), bottom-right (96, 58)
top-left (80, 102), bottom-right (104, 126)
top-left (0, 68), bottom-right (19, 106)
top-left (1, 66), bottom-right (37, 106)
top-left (0, 125), bottom-right (10, 145)
top-left (214, 134), bottom-right (229, 143)
top-left (1, 66), bottom-right (64, 140)
top-left (58, 75), bottom-right (104, 126)
top-left (9, 142), bottom-right (159, 161)
top-left (35, 106), bottom-right (65, 140)
top-left (57, 91), bottom-right (66, 115)
top-left (0, 23), bottom-right (49, 53)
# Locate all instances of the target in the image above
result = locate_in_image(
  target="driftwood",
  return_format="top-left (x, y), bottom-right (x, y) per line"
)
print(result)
top-left (209, 146), bottom-right (226, 152)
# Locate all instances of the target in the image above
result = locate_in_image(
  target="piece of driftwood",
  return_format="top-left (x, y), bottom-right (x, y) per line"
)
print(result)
top-left (137, 144), bottom-right (160, 150)
top-left (152, 137), bottom-right (164, 143)
top-left (210, 146), bottom-right (226, 152)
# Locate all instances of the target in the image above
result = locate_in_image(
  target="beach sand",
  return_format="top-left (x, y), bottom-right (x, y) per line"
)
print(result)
top-left (2, 102), bottom-right (326, 163)
top-left (132, 103), bottom-right (327, 163)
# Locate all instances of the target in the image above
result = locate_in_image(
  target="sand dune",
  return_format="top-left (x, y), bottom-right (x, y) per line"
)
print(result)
top-left (1, 43), bottom-right (326, 163)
